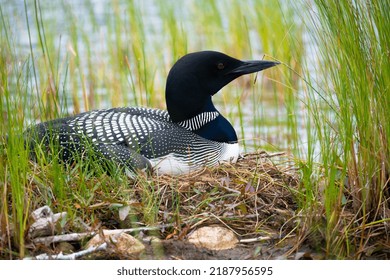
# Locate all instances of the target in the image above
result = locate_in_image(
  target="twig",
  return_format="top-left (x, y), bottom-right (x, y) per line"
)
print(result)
top-left (24, 243), bottom-right (108, 260)
top-left (239, 236), bottom-right (276, 243)
top-left (100, 224), bottom-right (173, 235)
top-left (32, 224), bottom-right (174, 245)
top-left (32, 232), bottom-right (94, 245)
top-left (221, 185), bottom-right (241, 194)
top-left (263, 151), bottom-right (286, 158)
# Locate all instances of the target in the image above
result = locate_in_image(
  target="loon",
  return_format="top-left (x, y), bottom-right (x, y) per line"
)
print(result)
top-left (29, 51), bottom-right (279, 175)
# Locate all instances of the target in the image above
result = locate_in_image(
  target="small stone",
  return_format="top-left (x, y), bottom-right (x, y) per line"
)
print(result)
top-left (115, 232), bottom-right (145, 255)
top-left (86, 231), bottom-right (145, 255)
top-left (31, 206), bottom-right (53, 220)
top-left (56, 242), bottom-right (75, 254)
top-left (118, 206), bottom-right (130, 221)
top-left (187, 226), bottom-right (238, 250)
top-left (28, 206), bottom-right (67, 238)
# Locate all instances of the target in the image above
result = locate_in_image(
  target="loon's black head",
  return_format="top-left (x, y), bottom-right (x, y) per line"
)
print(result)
top-left (165, 51), bottom-right (279, 123)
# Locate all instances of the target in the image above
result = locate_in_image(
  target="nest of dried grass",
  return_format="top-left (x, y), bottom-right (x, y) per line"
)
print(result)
top-left (130, 151), bottom-right (300, 241)
top-left (14, 151), bottom-right (302, 259)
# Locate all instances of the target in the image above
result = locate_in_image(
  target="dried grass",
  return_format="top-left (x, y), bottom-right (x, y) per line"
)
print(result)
top-left (129, 151), bottom-right (300, 240)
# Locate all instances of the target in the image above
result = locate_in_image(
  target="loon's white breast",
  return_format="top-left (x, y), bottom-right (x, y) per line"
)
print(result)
top-left (149, 142), bottom-right (239, 175)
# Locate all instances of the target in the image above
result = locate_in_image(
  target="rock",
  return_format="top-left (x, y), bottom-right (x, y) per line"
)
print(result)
top-left (187, 226), bottom-right (238, 250)
top-left (118, 206), bottom-right (130, 221)
top-left (31, 205), bottom-right (52, 220)
top-left (55, 242), bottom-right (75, 254)
top-left (86, 231), bottom-right (145, 255)
top-left (28, 206), bottom-right (67, 238)
top-left (115, 232), bottom-right (145, 255)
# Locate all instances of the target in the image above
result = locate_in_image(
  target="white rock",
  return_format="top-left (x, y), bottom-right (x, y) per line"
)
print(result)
top-left (188, 226), bottom-right (238, 250)
top-left (28, 206), bottom-right (67, 238)
top-left (86, 231), bottom-right (145, 255)
top-left (118, 206), bottom-right (130, 221)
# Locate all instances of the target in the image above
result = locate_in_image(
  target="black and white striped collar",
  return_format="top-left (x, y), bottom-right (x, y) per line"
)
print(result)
top-left (177, 111), bottom-right (219, 131)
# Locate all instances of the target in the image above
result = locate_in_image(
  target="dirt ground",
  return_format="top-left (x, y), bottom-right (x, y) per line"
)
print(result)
top-left (83, 239), bottom-right (321, 260)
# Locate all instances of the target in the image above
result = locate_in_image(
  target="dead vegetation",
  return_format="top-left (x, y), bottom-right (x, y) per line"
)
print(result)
top-left (21, 151), bottom-right (302, 259)
top-left (136, 151), bottom-right (300, 240)
top-left (2, 151), bottom-right (389, 259)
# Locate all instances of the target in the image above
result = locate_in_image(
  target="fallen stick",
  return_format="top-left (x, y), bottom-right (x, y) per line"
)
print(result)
top-left (24, 243), bottom-right (108, 260)
top-left (240, 233), bottom-right (295, 243)
top-left (239, 236), bottom-right (275, 243)
top-left (32, 224), bottom-right (173, 245)
top-left (32, 232), bottom-right (94, 245)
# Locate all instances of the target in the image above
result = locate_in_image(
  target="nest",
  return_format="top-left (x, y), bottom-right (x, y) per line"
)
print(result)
top-left (18, 151), bottom-right (301, 259)
top-left (129, 151), bottom-right (300, 240)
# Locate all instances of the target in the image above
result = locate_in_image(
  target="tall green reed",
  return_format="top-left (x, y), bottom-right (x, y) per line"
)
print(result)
top-left (253, 0), bottom-right (304, 153)
top-left (304, 0), bottom-right (390, 257)
top-left (0, 1), bottom-right (39, 258)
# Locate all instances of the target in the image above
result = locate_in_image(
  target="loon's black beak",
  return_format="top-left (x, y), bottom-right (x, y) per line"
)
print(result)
top-left (228, 60), bottom-right (280, 75)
